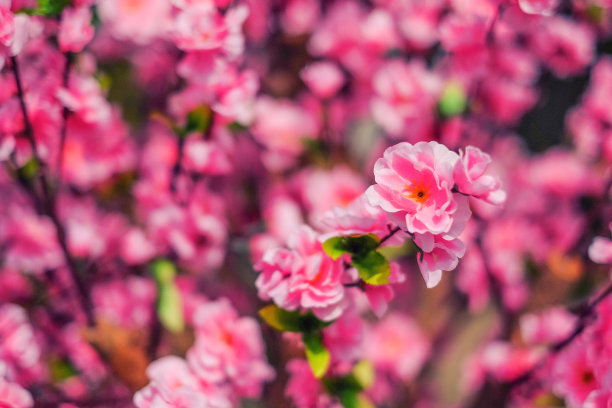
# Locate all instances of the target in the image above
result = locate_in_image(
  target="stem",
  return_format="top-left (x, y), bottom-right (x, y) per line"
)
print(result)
top-left (57, 52), bottom-right (73, 181)
top-left (11, 56), bottom-right (38, 159)
top-left (376, 226), bottom-right (402, 248)
top-left (10, 55), bottom-right (95, 327)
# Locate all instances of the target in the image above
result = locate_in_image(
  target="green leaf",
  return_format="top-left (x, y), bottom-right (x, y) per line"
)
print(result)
top-left (438, 81), bottom-right (467, 118)
top-left (350, 360), bottom-right (375, 390)
top-left (258, 305), bottom-right (303, 332)
top-left (150, 259), bottom-right (176, 285)
top-left (157, 283), bottom-right (185, 333)
top-left (322, 237), bottom-right (349, 260)
top-left (184, 106), bottom-right (212, 135)
top-left (352, 251), bottom-right (390, 285)
top-left (49, 359), bottom-right (77, 382)
top-left (302, 331), bottom-right (331, 378)
top-left (322, 234), bottom-right (381, 260)
top-left (28, 0), bottom-right (71, 16)
top-left (20, 158), bottom-right (39, 179)
top-left (339, 390), bottom-right (376, 408)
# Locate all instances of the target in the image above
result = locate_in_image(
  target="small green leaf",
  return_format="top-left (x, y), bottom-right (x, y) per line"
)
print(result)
top-left (352, 251), bottom-right (390, 285)
top-left (302, 331), bottom-right (331, 378)
top-left (49, 359), bottom-right (77, 382)
top-left (339, 390), bottom-right (376, 408)
top-left (259, 305), bottom-right (303, 332)
top-left (227, 121), bottom-right (248, 132)
top-left (150, 259), bottom-right (176, 285)
top-left (20, 158), bottom-right (39, 179)
top-left (157, 283), bottom-right (185, 333)
top-left (322, 237), bottom-right (349, 260)
top-left (322, 234), bottom-right (381, 260)
top-left (438, 81), bottom-right (467, 118)
top-left (184, 106), bottom-right (212, 135)
top-left (350, 360), bottom-right (375, 390)
top-left (29, 0), bottom-right (71, 16)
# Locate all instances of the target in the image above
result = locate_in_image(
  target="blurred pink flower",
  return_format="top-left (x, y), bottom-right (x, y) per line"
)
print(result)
top-left (518, 0), bottom-right (559, 16)
top-left (1, 208), bottom-right (63, 274)
top-left (134, 356), bottom-right (215, 408)
top-left (58, 7), bottom-right (94, 53)
top-left (370, 59), bottom-right (441, 139)
top-left (255, 225), bottom-right (347, 321)
top-left (300, 61), bottom-right (345, 100)
top-left (366, 313), bottom-right (430, 381)
top-left (589, 224), bottom-right (612, 264)
top-left (187, 298), bottom-right (274, 398)
top-left (520, 307), bottom-right (578, 346)
top-left (285, 359), bottom-right (342, 408)
top-left (0, 378), bottom-right (33, 408)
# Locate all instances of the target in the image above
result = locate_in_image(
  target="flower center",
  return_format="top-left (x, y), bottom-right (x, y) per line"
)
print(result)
top-left (403, 180), bottom-right (430, 204)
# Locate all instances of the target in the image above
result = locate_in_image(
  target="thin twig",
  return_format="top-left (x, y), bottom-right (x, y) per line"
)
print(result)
top-left (10, 54), bottom-right (95, 327)
top-left (57, 52), bottom-right (73, 181)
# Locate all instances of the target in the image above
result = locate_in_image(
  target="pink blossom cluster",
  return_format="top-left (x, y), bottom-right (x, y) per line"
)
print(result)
top-left (0, 0), bottom-right (612, 407)
top-left (135, 298), bottom-right (273, 408)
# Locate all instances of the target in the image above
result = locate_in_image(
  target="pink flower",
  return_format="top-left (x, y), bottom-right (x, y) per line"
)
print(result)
top-left (365, 313), bottom-right (430, 381)
top-left (93, 277), bottom-right (155, 328)
top-left (520, 307), bottom-right (578, 346)
top-left (187, 298), bottom-right (274, 398)
top-left (285, 359), bottom-right (341, 408)
top-left (300, 61), bottom-right (345, 99)
top-left (589, 224), bottom-right (612, 264)
top-left (173, 4), bottom-right (248, 58)
top-left (281, 0), bottom-right (320, 36)
top-left (365, 141), bottom-right (471, 238)
top-left (518, 0), bottom-right (559, 16)
top-left (551, 339), bottom-right (600, 407)
top-left (1, 208), bottom-right (63, 274)
top-left (471, 341), bottom-right (543, 384)
top-left (119, 228), bottom-right (156, 265)
top-left (294, 165), bottom-right (367, 226)
top-left (453, 146), bottom-right (506, 205)
top-left (56, 75), bottom-right (112, 125)
top-left (532, 17), bottom-right (595, 78)
top-left (182, 136), bottom-right (232, 175)
top-left (98, 0), bottom-right (172, 44)
top-left (370, 60), bottom-right (441, 139)
top-left (251, 96), bottom-right (319, 155)
top-left (58, 7), bottom-right (94, 53)
top-left (414, 232), bottom-right (466, 288)
top-left (319, 195), bottom-right (397, 242)
top-left (134, 356), bottom-right (215, 408)
top-left (61, 111), bottom-right (135, 188)
top-left (0, 379), bottom-right (33, 408)
top-left (255, 225), bottom-right (347, 321)
top-left (322, 307), bottom-right (364, 364)
top-left (0, 304), bottom-right (43, 384)
top-left (439, 13), bottom-right (489, 54)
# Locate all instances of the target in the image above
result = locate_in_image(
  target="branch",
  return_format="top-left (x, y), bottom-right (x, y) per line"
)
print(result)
top-left (10, 55), bottom-right (95, 327)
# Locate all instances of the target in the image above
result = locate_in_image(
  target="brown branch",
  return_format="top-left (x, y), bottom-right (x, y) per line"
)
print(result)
top-left (10, 55), bottom-right (95, 327)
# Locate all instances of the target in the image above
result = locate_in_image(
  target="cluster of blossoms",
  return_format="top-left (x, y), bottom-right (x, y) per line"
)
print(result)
top-left (0, 0), bottom-right (612, 407)
top-left (256, 140), bottom-right (505, 324)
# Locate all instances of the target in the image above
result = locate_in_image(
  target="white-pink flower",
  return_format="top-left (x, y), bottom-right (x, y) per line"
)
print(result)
top-left (58, 7), bottom-right (94, 53)
top-left (589, 224), bottom-right (612, 265)
top-left (453, 146), bottom-right (506, 205)
top-left (365, 141), bottom-right (471, 238)
top-left (255, 225), bottom-right (347, 321)
top-left (414, 232), bottom-right (466, 288)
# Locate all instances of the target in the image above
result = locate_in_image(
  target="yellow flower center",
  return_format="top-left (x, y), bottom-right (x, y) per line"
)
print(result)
top-left (403, 180), bottom-right (430, 204)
